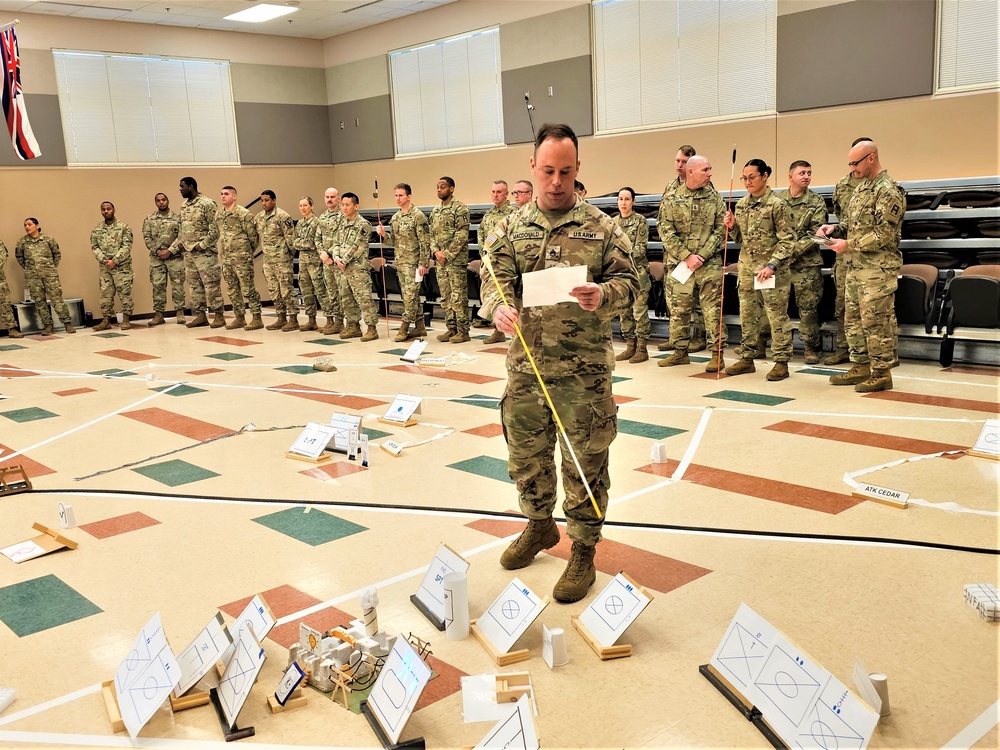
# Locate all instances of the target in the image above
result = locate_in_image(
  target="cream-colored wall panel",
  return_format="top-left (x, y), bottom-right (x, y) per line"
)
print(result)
top-left (326, 56), bottom-right (389, 106)
top-left (500, 5), bottom-right (591, 71)
top-left (231, 63), bottom-right (327, 106)
top-left (778, 0), bottom-right (856, 15)
top-left (19, 48), bottom-right (57, 95)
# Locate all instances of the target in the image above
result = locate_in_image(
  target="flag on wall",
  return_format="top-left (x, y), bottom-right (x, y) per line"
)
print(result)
top-left (0, 26), bottom-right (41, 160)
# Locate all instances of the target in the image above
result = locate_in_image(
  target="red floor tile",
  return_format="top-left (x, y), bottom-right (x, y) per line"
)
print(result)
top-left (614, 394), bottom-right (639, 405)
top-left (382, 364), bottom-right (503, 384)
top-left (269, 382), bottom-right (387, 410)
top-left (0, 443), bottom-right (56, 478)
top-left (466, 518), bottom-right (711, 594)
top-left (79, 511), bottom-right (161, 539)
top-left (463, 424), bottom-right (505, 438)
top-left (95, 349), bottom-right (159, 362)
top-left (415, 654), bottom-right (469, 712)
top-left (197, 336), bottom-right (262, 347)
top-left (298, 351), bottom-right (332, 358)
top-left (300, 461), bottom-right (369, 480)
top-left (764, 420), bottom-right (967, 459)
top-left (638, 461), bottom-right (862, 515)
top-left (187, 368), bottom-right (225, 376)
top-left (690, 371), bottom-right (729, 380)
top-left (122, 407), bottom-right (233, 441)
top-left (863, 390), bottom-right (1000, 414)
top-left (54, 387), bottom-right (96, 397)
top-left (221, 584), bottom-right (325, 621)
top-left (480, 347), bottom-right (509, 355)
top-left (0, 364), bottom-right (39, 377)
top-left (942, 365), bottom-right (999, 377)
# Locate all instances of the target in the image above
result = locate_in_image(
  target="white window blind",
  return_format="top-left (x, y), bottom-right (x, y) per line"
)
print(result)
top-left (937, 0), bottom-right (999, 92)
top-left (53, 51), bottom-right (239, 165)
top-left (593, 0), bottom-right (776, 134)
top-left (389, 28), bottom-right (504, 156)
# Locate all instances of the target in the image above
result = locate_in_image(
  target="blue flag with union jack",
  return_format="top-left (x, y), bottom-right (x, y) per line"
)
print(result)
top-left (1, 26), bottom-right (41, 160)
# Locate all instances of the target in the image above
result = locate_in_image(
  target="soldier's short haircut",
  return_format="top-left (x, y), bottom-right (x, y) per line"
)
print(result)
top-left (25, 217), bottom-right (39, 226)
top-left (101, 201), bottom-right (115, 209)
top-left (439, 176), bottom-right (455, 188)
top-left (788, 160), bottom-right (811, 171)
top-left (619, 187), bottom-right (636, 201)
top-left (395, 183), bottom-right (412, 195)
top-left (180, 176), bottom-right (197, 190)
top-left (493, 180), bottom-right (508, 188)
top-left (301, 196), bottom-right (313, 206)
top-left (261, 189), bottom-right (276, 200)
top-left (851, 137), bottom-right (873, 147)
top-left (678, 145), bottom-right (696, 157)
top-left (516, 180), bottom-right (533, 190)
top-left (534, 123), bottom-right (578, 154)
top-left (221, 185), bottom-right (237, 193)
top-left (342, 192), bottom-right (360, 205)
top-left (154, 192), bottom-right (168, 201)
top-left (744, 158), bottom-right (772, 178)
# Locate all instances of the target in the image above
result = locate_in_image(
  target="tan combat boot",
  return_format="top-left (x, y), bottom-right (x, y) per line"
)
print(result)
top-left (394, 322), bottom-right (411, 342)
top-left (705, 351), bottom-right (725, 373)
top-left (724, 358), bottom-right (756, 376)
top-left (93, 317), bottom-right (112, 332)
top-left (328, 318), bottom-right (344, 335)
top-left (149, 312), bottom-right (165, 327)
top-left (43, 324), bottom-right (54, 335)
top-left (226, 312), bottom-right (246, 330)
top-left (629, 339), bottom-right (649, 363)
top-left (266, 314), bottom-right (286, 331)
top-left (436, 326), bottom-right (457, 342)
top-left (829, 362), bottom-right (870, 386)
top-left (412, 319), bottom-right (428, 339)
top-left (121, 314), bottom-right (131, 331)
top-left (657, 349), bottom-right (690, 367)
top-left (657, 340), bottom-right (674, 351)
top-left (615, 340), bottom-right (637, 362)
top-left (63, 321), bottom-right (76, 334)
top-left (855, 368), bottom-right (893, 393)
top-left (449, 330), bottom-right (471, 343)
top-left (689, 339), bottom-right (707, 353)
top-left (482, 328), bottom-right (506, 345)
top-left (186, 311), bottom-right (209, 328)
top-left (300, 315), bottom-right (318, 332)
top-left (245, 314), bottom-right (264, 331)
top-left (766, 362), bottom-right (789, 381)
top-left (553, 542), bottom-right (598, 604)
top-left (210, 309), bottom-right (226, 328)
top-left (281, 316), bottom-right (299, 332)
top-left (175, 310), bottom-right (185, 325)
top-left (340, 322), bottom-right (362, 339)
top-left (500, 517), bottom-right (560, 570)
top-left (803, 347), bottom-right (820, 365)
top-left (361, 326), bottom-right (379, 342)
top-left (823, 349), bottom-right (849, 365)
top-left (7, 328), bottom-right (23, 339)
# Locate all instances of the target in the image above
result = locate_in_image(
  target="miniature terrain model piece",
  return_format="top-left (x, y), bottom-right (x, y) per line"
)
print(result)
top-left (286, 422), bottom-right (336, 464)
top-left (572, 572), bottom-right (653, 660)
top-left (473, 694), bottom-right (539, 750)
top-left (171, 611), bottom-right (233, 711)
top-left (702, 603), bottom-right (880, 749)
top-left (57, 501), bottom-right (76, 529)
top-left (968, 419), bottom-right (1000, 460)
top-left (361, 637), bottom-right (432, 748)
top-left (380, 394), bottom-right (422, 427)
top-left (965, 583), bottom-right (1000, 621)
top-left (0, 464), bottom-right (31, 496)
top-left (471, 577), bottom-right (548, 666)
top-left (412, 543), bottom-right (471, 631)
top-left (1, 522), bottom-right (78, 563)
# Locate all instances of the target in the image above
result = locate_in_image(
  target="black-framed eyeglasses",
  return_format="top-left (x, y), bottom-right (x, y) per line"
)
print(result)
top-left (511, 190), bottom-right (531, 196)
top-left (848, 152), bottom-right (873, 168)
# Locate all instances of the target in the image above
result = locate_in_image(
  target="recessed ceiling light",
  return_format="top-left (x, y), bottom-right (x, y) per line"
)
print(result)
top-left (224, 3), bottom-right (299, 23)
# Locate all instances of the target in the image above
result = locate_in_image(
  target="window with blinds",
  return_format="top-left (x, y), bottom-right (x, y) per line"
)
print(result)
top-left (937, 0), bottom-right (999, 93)
top-left (389, 27), bottom-right (504, 156)
top-left (592, 0), bottom-right (776, 134)
top-left (53, 51), bottom-right (239, 165)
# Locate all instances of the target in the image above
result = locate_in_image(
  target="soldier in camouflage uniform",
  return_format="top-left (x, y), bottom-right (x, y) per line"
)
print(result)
top-left (476, 180), bottom-right (517, 344)
top-left (376, 182), bottom-right (431, 342)
top-left (779, 161), bottom-right (828, 364)
top-left (256, 190), bottom-right (298, 332)
top-left (430, 177), bottom-right (472, 343)
top-left (613, 187), bottom-right (651, 363)
top-left (511, 180), bottom-right (533, 208)
top-left (331, 192), bottom-right (379, 341)
top-left (216, 186), bottom-right (262, 331)
top-left (315, 188), bottom-right (349, 335)
top-left (723, 159), bottom-right (797, 382)
top-left (657, 156), bottom-right (727, 373)
top-left (820, 141), bottom-right (904, 393)
top-left (91, 202), bottom-right (134, 330)
top-left (0, 240), bottom-right (23, 338)
top-left (15, 219), bottom-right (75, 335)
top-left (142, 193), bottom-right (185, 326)
top-left (172, 177), bottom-right (224, 329)
top-left (480, 124), bottom-right (638, 604)
top-left (294, 196), bottom-right (327, 333)
top-left (657, 145), bottom-right (707, 352)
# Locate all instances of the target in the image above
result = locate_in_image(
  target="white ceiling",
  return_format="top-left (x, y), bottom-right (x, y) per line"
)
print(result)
top-left (0, 0), bottom-right (457, 40)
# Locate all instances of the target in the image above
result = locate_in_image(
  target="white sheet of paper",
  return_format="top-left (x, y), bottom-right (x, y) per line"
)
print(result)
top-left (754, 274), bottom-right (776, 290)
top-left (367, 638), bottom-right (432, 744)
top-left (115, 612), bottom-right (169, 693)
top-left (383, 394), bottom-right (422, 424)
top-left (289, 422), bottom-right (338, 459)
top-left (222, 594), bottom-right (274, 665)
top-left (797, 673), bottom-right (879, 749)
top-left (415, 543), bottom-right (471, 622)
top-left (218, 626), bottom-right (266, 729)
top-left (275, 662), bottom-right (305, 706)
top-left (461, 673), bottom-right (539, 723)
top-left (972, 418), bottom-right (1000, 456)
top-left (329, 413), bottom-right (363, 453)
top-left (1, 540), bottom-right (46, 563)
top-left (119, 647), bottom-right (181, 737)
top-left (521, 265), bottom-right (587, 308)
top-left (751, 633), bottom-right (830, 741)
top-left (473, 694), bottom-right (539, 750)
top-left (174, 612), bottom-right (232, 697)
top-left (578, 572), bottom-right (651, 648)
top-left (476, 577), bottom-right (546, 655)
top-left (670, 263), bottom-right (693, 284)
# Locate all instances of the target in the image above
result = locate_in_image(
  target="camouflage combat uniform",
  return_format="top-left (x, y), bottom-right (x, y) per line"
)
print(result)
top-left (91, 220), bottom-right (134, 317)
top-left (171, 193), bottom-right (222, 314)
top-left (386, 205), bottom-right (431, 325)
top-left (14, 233), bottom-right (72, 328)
top-left (256, 207), bottom-right (296, 318)
top-left (0, 241), bottom-right (18, 332)
top-left (216, 204), bottom-right (261, 317)
top-left (779, 188), bottom-right (828, 352)
top-left (829, 174), bottom-right (861, 354)
top-left (477, 202), bottom-right (517, 329)
top-left (293, 214), bottom-right (328, 319)
top-left (830, 170), bottom-right (905, 369)
top-left (658, 183), bottom-right (726, 352)
top-left (430, 198), bottom-right (471, 334)
top-left (612, 211), bottom-right (651, 343)
top-left (332, 214), bottom-right (378, 329)
top-left (479, 199), bottom-right (637, 545)
top-left (315, 208), bottom-right (349, 323)
top-left (142, 209), bottom-right (185, 314)
top-left (730, 187), bottom-right (797, 362)
top-left (658, 177), bottom-right (706, 346)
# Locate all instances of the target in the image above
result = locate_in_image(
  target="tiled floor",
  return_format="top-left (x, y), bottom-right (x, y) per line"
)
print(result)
top-left (0, 314), bottom-right (996, 749)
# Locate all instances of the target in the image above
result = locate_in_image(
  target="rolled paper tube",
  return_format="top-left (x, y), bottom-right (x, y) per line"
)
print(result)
top-left (549, 627), bottom-right (568, 666)
top-left (443, 571), bottom-right (470, 641)
top-left (869, 672), bottom-right (890, 717)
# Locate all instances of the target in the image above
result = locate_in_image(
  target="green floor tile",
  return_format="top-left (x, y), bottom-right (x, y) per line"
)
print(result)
top-left (380, 348), bottom-right (409, 357)
top-left (612, 375), bottom-right (631, 383)
top-left (447, 455), bottom-right (513, 484)
top-left (152, 384), bottom-right (207, 397)
top-left (452, 393), bottom-right (500, 410)
top-left (1, 407), bottom-right (57, 423)
top-left (252, 507), bottom-right (367, 546)
top-left (89, 368), bottom-right (137, 377)
top-left (0, 574), bottom-right (103, 637)
top-left (206, 352), bottom-right (252, 361)
top-left (93, 332), bottom-right (127, 338)
top-left (0, 344), bottom-right (26, 351)
top-left (705, 389), bottom-right (794, 406)
top-left (800, 367), bottom-right (838, 376)
top-left (275, 365), bottom-right (319, 375)
top-left (132, 459), bottom-right (220, 487)
top-left (305, 338), bottom-right (346, 346)
top-left (617, 419), bottom-right (687, 439)
top-left (362, 428), bottom-right (391, 441)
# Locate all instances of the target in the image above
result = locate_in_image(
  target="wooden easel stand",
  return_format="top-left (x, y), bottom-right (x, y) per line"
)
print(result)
top-left (470, 620), bottom-right (530, 666)
top-left (360, 700), bottom-right (425, 749)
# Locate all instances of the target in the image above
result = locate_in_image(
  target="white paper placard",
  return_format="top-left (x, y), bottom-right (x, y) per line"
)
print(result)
top-left (174, 612), bottom-right (233, 697)
top-left (114, 612), bottom-right (181, 738)
top-left (856, 483), bottom-right (909, 505)
top-left (218, 626), bottom-right (266, 729)
top-left (401, 340), bottom-right (428, 363)
top-left (115, 613), bottom-right (169, 693)
top-left (473, 694), bottom-right (539, 750)
top-left (670, 263), bottom-right (693, 284)
top-left (971, 418), bottom-right (1000, 456)
top-left (522, 264), bottom-right (587, 308)
top-left (577, 572), bottom-right (651, 647)
top-left (476, 577), bottom-right (546, 655)
top-left (367, 638), bottom-right (432, 744)
top-left (852, 660), bottom-right (882, 716)
top-left (382, 394), bottom-right (422, 424)
top-left (222, 594), bottom-right (274, 665)
top-left (415, 543), bottom-right (471, 622)
top-left (0, 540), bottom-right (46, 563)
top-left (754, 274), bottom-right (776, 290)
top-left (795, 673), bottom-right (879, 749)
top-left (329, 413), bottom-right (362, 453)
top-left (275, 662), bottom-right (306, 706)
top-left (288, 422), bottom-right (338, 459)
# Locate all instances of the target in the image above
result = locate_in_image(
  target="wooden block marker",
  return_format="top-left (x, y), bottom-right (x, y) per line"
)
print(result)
top-left (101, 680), bottom-right (125, 733)
top-left (571, 616), bottom-right (633, 660)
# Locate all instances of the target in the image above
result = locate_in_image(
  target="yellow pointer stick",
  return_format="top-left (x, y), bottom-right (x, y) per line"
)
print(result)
top-left (480, 253), bottom-right (603, 519)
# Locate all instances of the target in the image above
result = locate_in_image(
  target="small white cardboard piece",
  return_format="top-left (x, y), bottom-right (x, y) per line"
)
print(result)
top-left (415, 542), bottom-right (471, 623)
top-left (329, 413), bottom-right (362, 454)
top-left (1, 540), bottom-right (46, 563)
top-left (288, 422), bottom-right (338, 460)
top-left (522, 264), bottom-right (587, 308)
top-left (476, 577), bottom-right (546, 655)
top-left (473, 694), bottom-right (539, 750)
top-left (753, 274), bottom-right (776, 290)
top-left (856, 483), bottom-right (909, 505)
top-left (670, 263), bottom-right (693, 284)
top-left (401, 340), bottom-right (428, 362)
top-left (578, 572), bottom-right (651, 648)
top-left (852, 661), bottom-right (883, 716)
top-left (971, 418), bottom-right (1000, 457)
top-left (461, 674), bottom-right (539, 723)
top-left (275, 662), bottom-right (306, 706)
top-left (382, 394), bottom-right (422, 424)
top-left (57, 502), bottom-right (76, 529)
